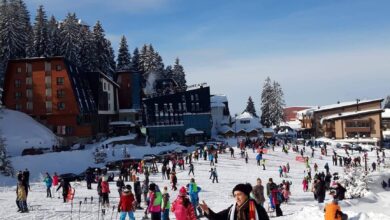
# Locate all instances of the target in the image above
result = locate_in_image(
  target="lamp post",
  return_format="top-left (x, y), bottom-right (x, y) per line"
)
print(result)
top-left (234, 113), bottom-right (238, 146)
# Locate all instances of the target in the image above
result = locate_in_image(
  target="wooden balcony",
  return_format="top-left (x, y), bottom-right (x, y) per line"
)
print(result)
top-left (345, 127), bottom-right (371, 133)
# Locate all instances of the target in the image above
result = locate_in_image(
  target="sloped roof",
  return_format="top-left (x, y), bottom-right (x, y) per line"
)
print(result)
top-left (236, 111), bottom-right (254, 120)
top-left (314, 98), bottom-right (383, 112)
top-left (321, 109), bottom-right (384, 124)
top-left (382, 109), bottom-right (390, 118)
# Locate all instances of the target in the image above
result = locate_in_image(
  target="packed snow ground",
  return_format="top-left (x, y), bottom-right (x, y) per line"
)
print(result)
top-left (0, 138), bottom-right (389, 219)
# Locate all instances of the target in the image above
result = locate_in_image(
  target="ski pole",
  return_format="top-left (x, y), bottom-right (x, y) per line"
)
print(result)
top-left (97, 197), bottom-right (101, 220)
top-left (79, 201), bottom-right (82, 220)
top-left (110, 205), bottom-right (115, 220)
top-left (70, 200), bottom-right (74, 220)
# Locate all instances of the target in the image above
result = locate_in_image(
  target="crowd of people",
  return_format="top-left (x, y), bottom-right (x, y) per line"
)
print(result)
top-left (12, 137), bottom-right (389, 220)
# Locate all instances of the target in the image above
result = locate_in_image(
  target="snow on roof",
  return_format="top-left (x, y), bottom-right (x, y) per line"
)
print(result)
top-left (261, 127), bottom-right (274, 133)
top-left (320, 109), bottom-right (383, 124)
top-left (382, 109), bottom-right (390, 118)
top-left (279, 120), bottom-right (302, 130)
top-left (218, 125), bottom-right (234, 133)
top-left (119, 109), bottom-right (140, 113)
top-left (210, 95), bottom-right (228, 103)
top-left (236, 111), bottom-right (255, 120)
top-left (109, 121), bottom-right (135, 126)
top-left (185, 128), bottom-right (204, 136)
top-left (314, 98), bottom-right (383, 112)
top-left (211, 102), bottom-right (226, 108)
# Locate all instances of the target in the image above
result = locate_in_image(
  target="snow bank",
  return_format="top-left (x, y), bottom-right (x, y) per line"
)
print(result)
top-left (0, 109), bottom-right (58, 156)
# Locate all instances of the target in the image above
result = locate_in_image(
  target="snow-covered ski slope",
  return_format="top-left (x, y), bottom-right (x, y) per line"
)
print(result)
top-left (0, 140), bottom-right (389, 219)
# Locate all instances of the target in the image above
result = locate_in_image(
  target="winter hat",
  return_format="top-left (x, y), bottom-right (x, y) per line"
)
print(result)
top-left (232, 183), bottom-right (253, 197)
top-left (149, 183), bottom-right (156, 191)
top-left (179, 187), bottom-right (187, 196)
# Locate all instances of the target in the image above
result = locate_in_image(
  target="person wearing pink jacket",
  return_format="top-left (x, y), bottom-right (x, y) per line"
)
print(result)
top-left (171, 187), bottom-right (196, 220)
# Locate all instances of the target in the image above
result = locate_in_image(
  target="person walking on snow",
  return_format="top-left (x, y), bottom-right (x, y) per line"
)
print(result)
top-left (161, 186), bottom-right (171, 220)
top-left (16, 180), bottom-right (28, 213)
top-left (43, 172), bottom-right (53, 198)
top-left (171, 187), bottom-right (197, 220)
top-left (56, 179), bottom-right (71, 203)
top-left (278, 166), bottom-right (283, 178)
top-left (252, 178), bottom-right (265, 206)
top-left (188, 163), bottom-right (195, 176)
top-left (171, 172), bottom-right (178, 191)
top-left (118, 185), bottom-right (136, 220)
top-left (147, 183), bottom-right (162, 220)
top-left (261, 159), bottom-right (266, 170)
top-left (211, 167), bottom-right (219, 183)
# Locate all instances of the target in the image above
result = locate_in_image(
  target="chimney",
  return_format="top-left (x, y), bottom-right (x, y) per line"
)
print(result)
top-left (337, 101), bottom-right (340, 104)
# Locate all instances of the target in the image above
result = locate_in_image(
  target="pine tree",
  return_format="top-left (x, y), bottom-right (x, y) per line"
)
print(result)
top-left (92, 21), bottom-right (110, 74)
top-left (384, 95), bottom-right (390, 109)
top-left (32, 5), bottom-right (48, 57)
top-left (131, 47), bottom-right (141, 73)
top-left (46, 15), bottom-right (61, 56)
top-left (0, 0), bottom-right (32, 81)
top-left (0, 129), bottom-right (14, 177)
top-left (244, 96), bottom-right (258, 117)
top-left (116, 35), bottom-right (132, 71)
top-left (60, 13), bottom-right (80, 66)
top-left (260, 77), bottom-right (273, 127)
top-left (163, 65), bottom-right (173, 79)
top-left (172, 58), bottom-right (187, 90)
top-left (78, 24), bottom-right (95, 72)
top-left (260, 77), bottom-right (285, 127)
top-left (105, 39), bottom-right (116, 77)
top-left (271, 81), bottom-right (285, 126)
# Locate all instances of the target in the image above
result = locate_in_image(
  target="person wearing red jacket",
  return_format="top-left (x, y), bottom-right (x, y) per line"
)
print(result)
top-left (118, 185), bottom-right (136, 220)
top-left (101, 177), bottom-right (110, 207)
top-left (171, 187), bottom-right (197, 220)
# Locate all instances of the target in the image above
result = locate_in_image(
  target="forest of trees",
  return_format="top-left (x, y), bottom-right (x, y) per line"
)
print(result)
top-left (0, 0), bottom-right (187, 94)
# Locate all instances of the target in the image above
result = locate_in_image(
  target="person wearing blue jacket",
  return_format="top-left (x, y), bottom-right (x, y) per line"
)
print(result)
top-left (43, 172), bottom-right (53, 198)
top-left (256, 153), bottom-right (262, 166)
top-left (188, 178), bottom-right (202, 217)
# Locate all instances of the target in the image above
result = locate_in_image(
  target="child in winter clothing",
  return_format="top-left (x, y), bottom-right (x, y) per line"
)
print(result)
top-left (16, 181), bottom-right (28, 212)
top-left (118, 185), bottom-right (135, 220)
top-left (171, 187), bottom-right (197, 220)
top-left (101, 177), bottom-right (110, 207)
top-left (171, 172), bottom-right (178, 191)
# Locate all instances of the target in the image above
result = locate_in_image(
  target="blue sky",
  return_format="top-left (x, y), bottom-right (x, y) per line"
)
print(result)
top-left (26, 0), bottom-right (390, 115)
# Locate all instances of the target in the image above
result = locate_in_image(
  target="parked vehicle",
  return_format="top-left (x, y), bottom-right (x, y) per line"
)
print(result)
top-left (58, 173), bottom-right (80, 182)
top-left (21, 147), bottom-right (44, 156)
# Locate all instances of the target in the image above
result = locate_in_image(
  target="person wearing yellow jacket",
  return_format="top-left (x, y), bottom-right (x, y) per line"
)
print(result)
top-left (16, 180), bottom-right (28, 213)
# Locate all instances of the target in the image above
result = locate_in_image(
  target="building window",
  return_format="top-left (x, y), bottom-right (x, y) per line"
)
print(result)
top-left (15, 92), bottom-right (22, 99)
top-left (15, 104), bottom-right (22, 110)
top-left (58, 102), bottom-right (65, 110)
top-left (45, 61), bottom-right (51, 75)
top-left (240, 120), bottom-right (250, 124)
top-left (191, 103), bottom-right (195, 111)
top-left (178, 103), bottom-right (182, 111)
top-left (154, 104), bottom-right (159, 113)
top-left (46, 101), bottom-right (52, 112)
top-left (196, 102), bottom-right (200, 111)
top-left (164, 103), bottom-right (168, 112)
top-left (182, 95), bottom-right (185, 101)
top-left (26, 89), bottom-right (33, 98)
top-left (57, 89), bottom-right (65, 98)
top-left (56, 65), bottom-right (62, 71)
top-left (108, 84), bottom-right (111, 91)
top-left (191, 95), bottom-right (194, 101)
top-left (182, 103), bottom-right (187, 112)
top-left (103, 82), bottom-right (106, 90)
top-left (45, 76), bottom-right (51, 88)
top-left (56, 77), bottom-right (64, 85)
top-left (14, 79), bottom-right (21, 88)
top-left (45, 88), bottom-right (52, 97)
top-left (195, 94), bottom-right (199, 101)
top-left (26, 63), bottom-right (32, 75)
top-left (17, 67), bottom-right (22, 73)
top-left (26, 102), bottom-right (33, 110)
top-left (26, 77), bottom-right (32, 85)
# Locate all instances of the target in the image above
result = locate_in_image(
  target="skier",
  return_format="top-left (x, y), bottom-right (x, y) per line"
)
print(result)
top-left (199, 183), bottom-right (269, 219)
top-left (117, 176), bottom-right (125, 196)
top-left (118, 185), bottom-right (135, 220)
top-left (141, 180), bottom-right (149, 206)
top-left (286, 162), bottom-right (290, 173)
top-left (188, 178), bottom-right (202, 217)
top-left (171, 187), bottom-right (197, 220)
top-left (278, 166), bottom-right (283, 178)
top-left (86, 168), bottom-right (94, 189)
top-left (161, 186), bottom-right (171, 220)
top-left (270, 185), bottom-right (283, 216)
top-left (147, 183), bottom-right (162, 220)
top-left (170, 171), bottom-right (178, 191)
top-left (230, 147), bottom-right (235, 158)
top-left (134, 177), bottom-right (142, 209)
top-left (43, 172), bottom-right (53, 198)
top-left (324, 162), bottom-right (330, 174)
top-left (211, 167), bottom-right (219, 183)
top-left (261, 159), bottom-right (266, 170)
top-left (162, 164), bottom-right (167, 180)
top-left (302, 177), bottom-right (308, 192)
top-left (188, 163), bottom-right (195, 176)
top-left (56, 178), bottom-right (71, 203)
top-left (101, 176), bottom-right (111, 207)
